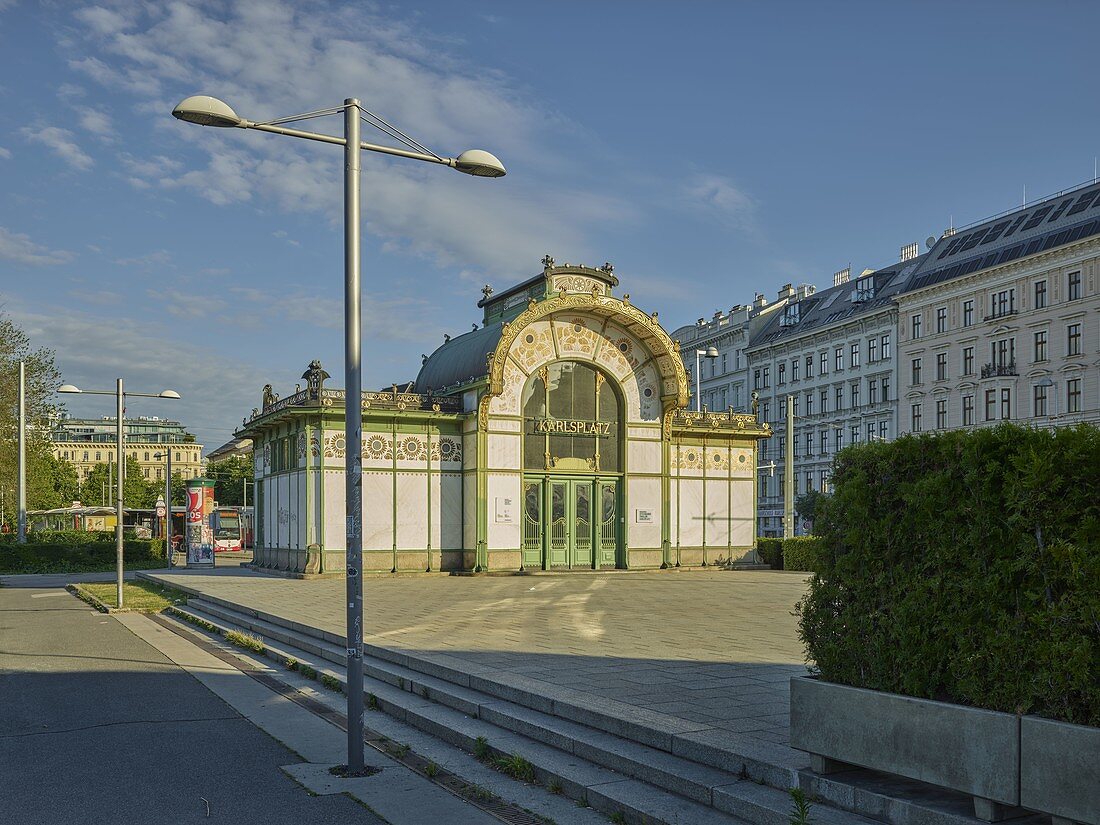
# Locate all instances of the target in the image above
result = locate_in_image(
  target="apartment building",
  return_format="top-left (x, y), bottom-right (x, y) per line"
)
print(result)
top-left (51, 415), bottom-right (204, 483)
top-left (670, 293), bottom-right (786, 414)
top-left (898, 180), bottom-right (1100, 435)
top-left (746, 254), bottom-right (923, 536)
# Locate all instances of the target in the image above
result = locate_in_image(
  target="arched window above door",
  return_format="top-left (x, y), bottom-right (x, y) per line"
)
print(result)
top-left (522, 361), bottom-right (621, 472)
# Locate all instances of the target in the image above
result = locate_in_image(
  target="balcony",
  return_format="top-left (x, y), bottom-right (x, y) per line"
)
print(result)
top-left (982, 308), bottom-right (1018, 322)
top-left (980, 362), bottom-right (1017, 378)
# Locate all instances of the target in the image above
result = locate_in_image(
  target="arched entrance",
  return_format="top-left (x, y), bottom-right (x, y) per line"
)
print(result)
top-left (520, 361), bottom-right (622, 569)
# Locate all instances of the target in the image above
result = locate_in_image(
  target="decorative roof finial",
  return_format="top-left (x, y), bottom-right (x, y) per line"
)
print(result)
top-left (300, 359), bottom-right (330, 399)
top-left (541, 254), bottom-right (555, 270)
top-left (601, 261), bottom-right (614, 273)
top-left (444, 333), bottom-right (451, 343)
top-left (481, 284), bottom-right (494, 300)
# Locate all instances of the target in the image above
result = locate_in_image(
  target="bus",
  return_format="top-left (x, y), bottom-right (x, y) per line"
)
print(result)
top-left (213, 507), bottom-right (251, 552)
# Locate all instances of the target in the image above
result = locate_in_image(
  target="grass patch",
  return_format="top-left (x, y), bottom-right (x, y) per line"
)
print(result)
top-left (224, 629), bottom-right (265, 653)
top-left (285, 657), bottom-right (299, 671)
top-left (494, 753), bottom-right (535, 783)
top-left (548, 779), bottom-right (563, 795)
top-left (425, 761), bottom-right (439, 778)
top-left (367, 693), bottom-right (379, 711)
top-left (299, 663), bottom-right (318, 680)
top-left (474, 736), bottom-right (491, 760)
top-left (77, 580), bottom-right (188, 612)
top-left (168, 606), bottom-right (217, 632)
top-left (609, 813), bottom-right (626, 825)
top-left (320, 674), bottom-right (343, 693)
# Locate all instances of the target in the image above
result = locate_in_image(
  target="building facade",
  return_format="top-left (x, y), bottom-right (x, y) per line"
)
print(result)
top-left (898, 180), bottom-right (1100, 435)
top-left (240, 262), bottom-right (769, 575)
top-left (744, 257), bottom-right (921, 536)
top-left (670, 293), bottom-right (788, 416)
top-left (50, 415), bottom-right (203, 483)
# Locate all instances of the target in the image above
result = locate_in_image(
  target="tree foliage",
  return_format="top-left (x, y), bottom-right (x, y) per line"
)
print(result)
top-left (205, 455), bottom-right (253, 506)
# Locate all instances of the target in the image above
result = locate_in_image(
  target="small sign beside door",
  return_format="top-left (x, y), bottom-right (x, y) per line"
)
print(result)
top-left (495, 497), bottom-right (515, 523)
top-left (635, 509), bottom-right (653, 524)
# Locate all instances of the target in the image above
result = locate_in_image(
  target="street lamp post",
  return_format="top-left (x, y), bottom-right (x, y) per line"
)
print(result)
top-left (172, 93), bottom-right (505, 773)
top-left (17, 361), bottom-right (26, 543)
top-left (694, 347), bottom-right (719, 412)
top-left (59, 383), bottom-right (180, 607)
top-left (153, 449), bottom-right (172, 567)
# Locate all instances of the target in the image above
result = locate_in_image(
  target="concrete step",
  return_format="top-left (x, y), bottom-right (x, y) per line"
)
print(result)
top-left (166, 602), bottom-right (876, 825)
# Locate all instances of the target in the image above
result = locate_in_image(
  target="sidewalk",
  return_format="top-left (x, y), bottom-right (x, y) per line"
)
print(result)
top-left (142, 567), bottom-right (813, 769)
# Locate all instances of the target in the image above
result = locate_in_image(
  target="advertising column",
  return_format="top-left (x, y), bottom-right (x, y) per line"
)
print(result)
top-left (185, 477), bottom-right (216, 567)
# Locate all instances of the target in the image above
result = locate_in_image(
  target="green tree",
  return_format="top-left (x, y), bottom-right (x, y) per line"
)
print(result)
top-left (205, 455), bottom-right (253, 507)
top-left (795, 489), bottom-right (827, 532)
top-left (0, 312), bottom-right (64, 525)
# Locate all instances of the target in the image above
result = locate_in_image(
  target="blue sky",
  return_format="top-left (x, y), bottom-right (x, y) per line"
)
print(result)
top-left (2, 0), bottom-right (1098, 451)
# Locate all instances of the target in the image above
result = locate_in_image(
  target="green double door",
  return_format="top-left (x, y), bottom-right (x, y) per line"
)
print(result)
top-left (523, 476), bottom-right (620, 569)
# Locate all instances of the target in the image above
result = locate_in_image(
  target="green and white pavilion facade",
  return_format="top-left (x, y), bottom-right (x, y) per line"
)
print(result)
top-left (240, 260), bottom-right (770, 575)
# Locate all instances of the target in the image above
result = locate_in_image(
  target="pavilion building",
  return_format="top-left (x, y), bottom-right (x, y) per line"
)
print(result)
top-left (238, 260), bottom-right (770, 575)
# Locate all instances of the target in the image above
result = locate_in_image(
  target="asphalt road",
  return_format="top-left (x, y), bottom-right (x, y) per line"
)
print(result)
top-left (0, 585), bottom-right (385, 825)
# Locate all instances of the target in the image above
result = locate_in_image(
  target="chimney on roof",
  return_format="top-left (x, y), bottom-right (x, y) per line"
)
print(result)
top-left (712, 310), bottom-right (723, 320)
top-left (697, 317), bottom-right (706, 326)
top-left (796, 283), bottom-right (816, 300)
top-left (900, 242), bottom-right (920, 262)
top-left (778, 283), bottom-right (795, 301)
top-left (941, 227), bottom-right (956, 238)
top-left (833, 267), bottom-right (850, 286)
top-left (753, 292), bottom-right (767, 309)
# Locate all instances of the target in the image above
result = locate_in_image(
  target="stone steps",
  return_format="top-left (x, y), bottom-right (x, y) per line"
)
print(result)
top-left (167, 599), bottom-right (872, 825)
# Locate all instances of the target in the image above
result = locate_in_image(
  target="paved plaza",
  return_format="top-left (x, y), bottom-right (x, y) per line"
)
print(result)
top-left (145, 568), bottom-right (812, 750)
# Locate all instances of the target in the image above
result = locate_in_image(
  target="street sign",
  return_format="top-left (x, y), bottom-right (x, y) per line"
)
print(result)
top-left (156, 505), bottom-right (166, 518)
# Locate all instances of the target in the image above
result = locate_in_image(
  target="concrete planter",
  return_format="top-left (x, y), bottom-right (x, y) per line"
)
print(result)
top-left (789, 676), bottom-right (1021, 822)
top-left (1021, 715), bottom-right (1100, 825)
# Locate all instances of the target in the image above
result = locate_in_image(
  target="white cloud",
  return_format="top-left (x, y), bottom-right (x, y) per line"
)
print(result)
top-left (0, 227), bottom-right (75, 265)
top-left (0, 146), bottom-right (10, 159)
top-left (682, 174), bottom-right (756, 231)
top-left (114, 249), bottom-right (172, 268)
top-left (77, 106), bottom-right (114, 139)
top-left (68, 0), bottom-right (633, 277)
top-left (20, 125), bottom-right (94, 171)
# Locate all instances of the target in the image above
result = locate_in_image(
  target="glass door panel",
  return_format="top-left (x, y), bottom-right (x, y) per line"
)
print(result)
top-left (572, 482), bottom-right (593, 568)
top-left (522, 479), bottom-right (543, 568)
top-left (597, 480), bottom-right (618, 568)
top-left (548, 481), bottom-right (568, 567)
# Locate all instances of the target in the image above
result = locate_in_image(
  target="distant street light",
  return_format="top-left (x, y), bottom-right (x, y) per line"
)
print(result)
top-left (694, 347), bottom-right (719, 412)
top-left (173, 93), bottom-right (505, 774)
top-left (58, 382), bottom-right (180, 607)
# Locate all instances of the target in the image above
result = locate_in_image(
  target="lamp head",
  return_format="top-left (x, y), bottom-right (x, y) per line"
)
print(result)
top-left (454, 149), bottom-right (506, 178)
top-left (705, 346), bottom-right (719, 359)
top-left (58, 384), bottom-right (82, 394)
top-left (159, 390), bottom-right (182, 399)
top-left (172, 95), bottom-right (243, 127)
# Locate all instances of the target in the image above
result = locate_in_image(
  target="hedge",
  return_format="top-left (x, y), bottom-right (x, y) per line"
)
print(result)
top-left (796, 424), bottom-right (1100, 726)
top-left (0, 539), bottom-right (166, 574)
top-left (756, 537), bottom-right (783, 569)
top-left (781, 537), bottom-right (824, 572)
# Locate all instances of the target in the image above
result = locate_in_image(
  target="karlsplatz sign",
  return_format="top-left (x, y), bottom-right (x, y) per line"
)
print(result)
top-left (531, 418), bottom-right (611, 436)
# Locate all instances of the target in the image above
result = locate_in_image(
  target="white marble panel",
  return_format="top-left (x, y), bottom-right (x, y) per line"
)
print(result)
top-left (627, 439), bottom-right (662, 475)
top-left (296, 471), bottom-right (307, 548)
top-left (731, 446), bottom-right (755, 478)
top-left (627, 425), bottom-right (662, 440)
top-left (362, 472), bottom-right (394, 551)
top-left (396, 472), bottom-right (428, 549)
top-left (677, 478), bottom-right (704, 546)
top-left (440, 473), bottom-right (463, 550)
top-left (324, 471), bottom-right (345, 551)
top-left (362, 432), bottom-right (394, 469)
top-left (487, 472), bottom-right (521, 549)
top-left (490, 419), bottom-right (522, 433)
top-left (463, 390), bottom-right (478, 413)
top-left (462, 431), bottom-right (477, 470)
top-left (487, 432), bottom-right (520, 471)
top-left (463, 470), bottom-right (477, 550)
top-left (627, 476), bottom-right (662, 549)
top-left (730, 478), bottom-right (755, 547)
top-left (320, 429), bottom-right (346, 468)
top-left (704, 479), bottom-right (730, 548)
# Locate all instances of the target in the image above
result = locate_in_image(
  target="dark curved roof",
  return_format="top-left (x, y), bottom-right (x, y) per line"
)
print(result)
top-left (415, 321), bottom-right (504, 394)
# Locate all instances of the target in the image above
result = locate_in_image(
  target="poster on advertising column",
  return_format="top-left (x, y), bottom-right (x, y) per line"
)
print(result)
top-left (185, 478), bottom-right (215, 567)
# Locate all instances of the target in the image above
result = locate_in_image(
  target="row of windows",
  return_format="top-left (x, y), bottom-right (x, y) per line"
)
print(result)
top-left (909, 271), bottom-right (1083, 339)
top-left (60, 449), bottom-right (197, 463)
top-left (773, 378), bottom-right (891, 419)
top-left (754, 335), bottom-right (892, 389)
top-left (761, 420), bottom-right (889, 459)
top-left (269, 435), bottom-right (301, 474)
top-left (909, 323), bottom-right (1085, 384)
top-left (910, 379), bottom-right (1085, 431)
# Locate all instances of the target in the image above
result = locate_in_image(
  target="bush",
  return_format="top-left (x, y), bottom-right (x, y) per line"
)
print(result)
top-left (796, 424), bottom-right (1100, 726)
top-left (781, 537), bottom-right (824, 572)
top-left (0, 538), bottom-right (167, 574)
top-left (27, 530), bottom-right (114, 545)
top-left (757, 537), bottom-right (783, 569)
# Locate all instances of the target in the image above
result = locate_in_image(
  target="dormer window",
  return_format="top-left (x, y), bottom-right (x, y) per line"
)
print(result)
top-left (850, 277), bottom-right (875, 302)
top-left (780, 303), bottom-right (801, 327)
